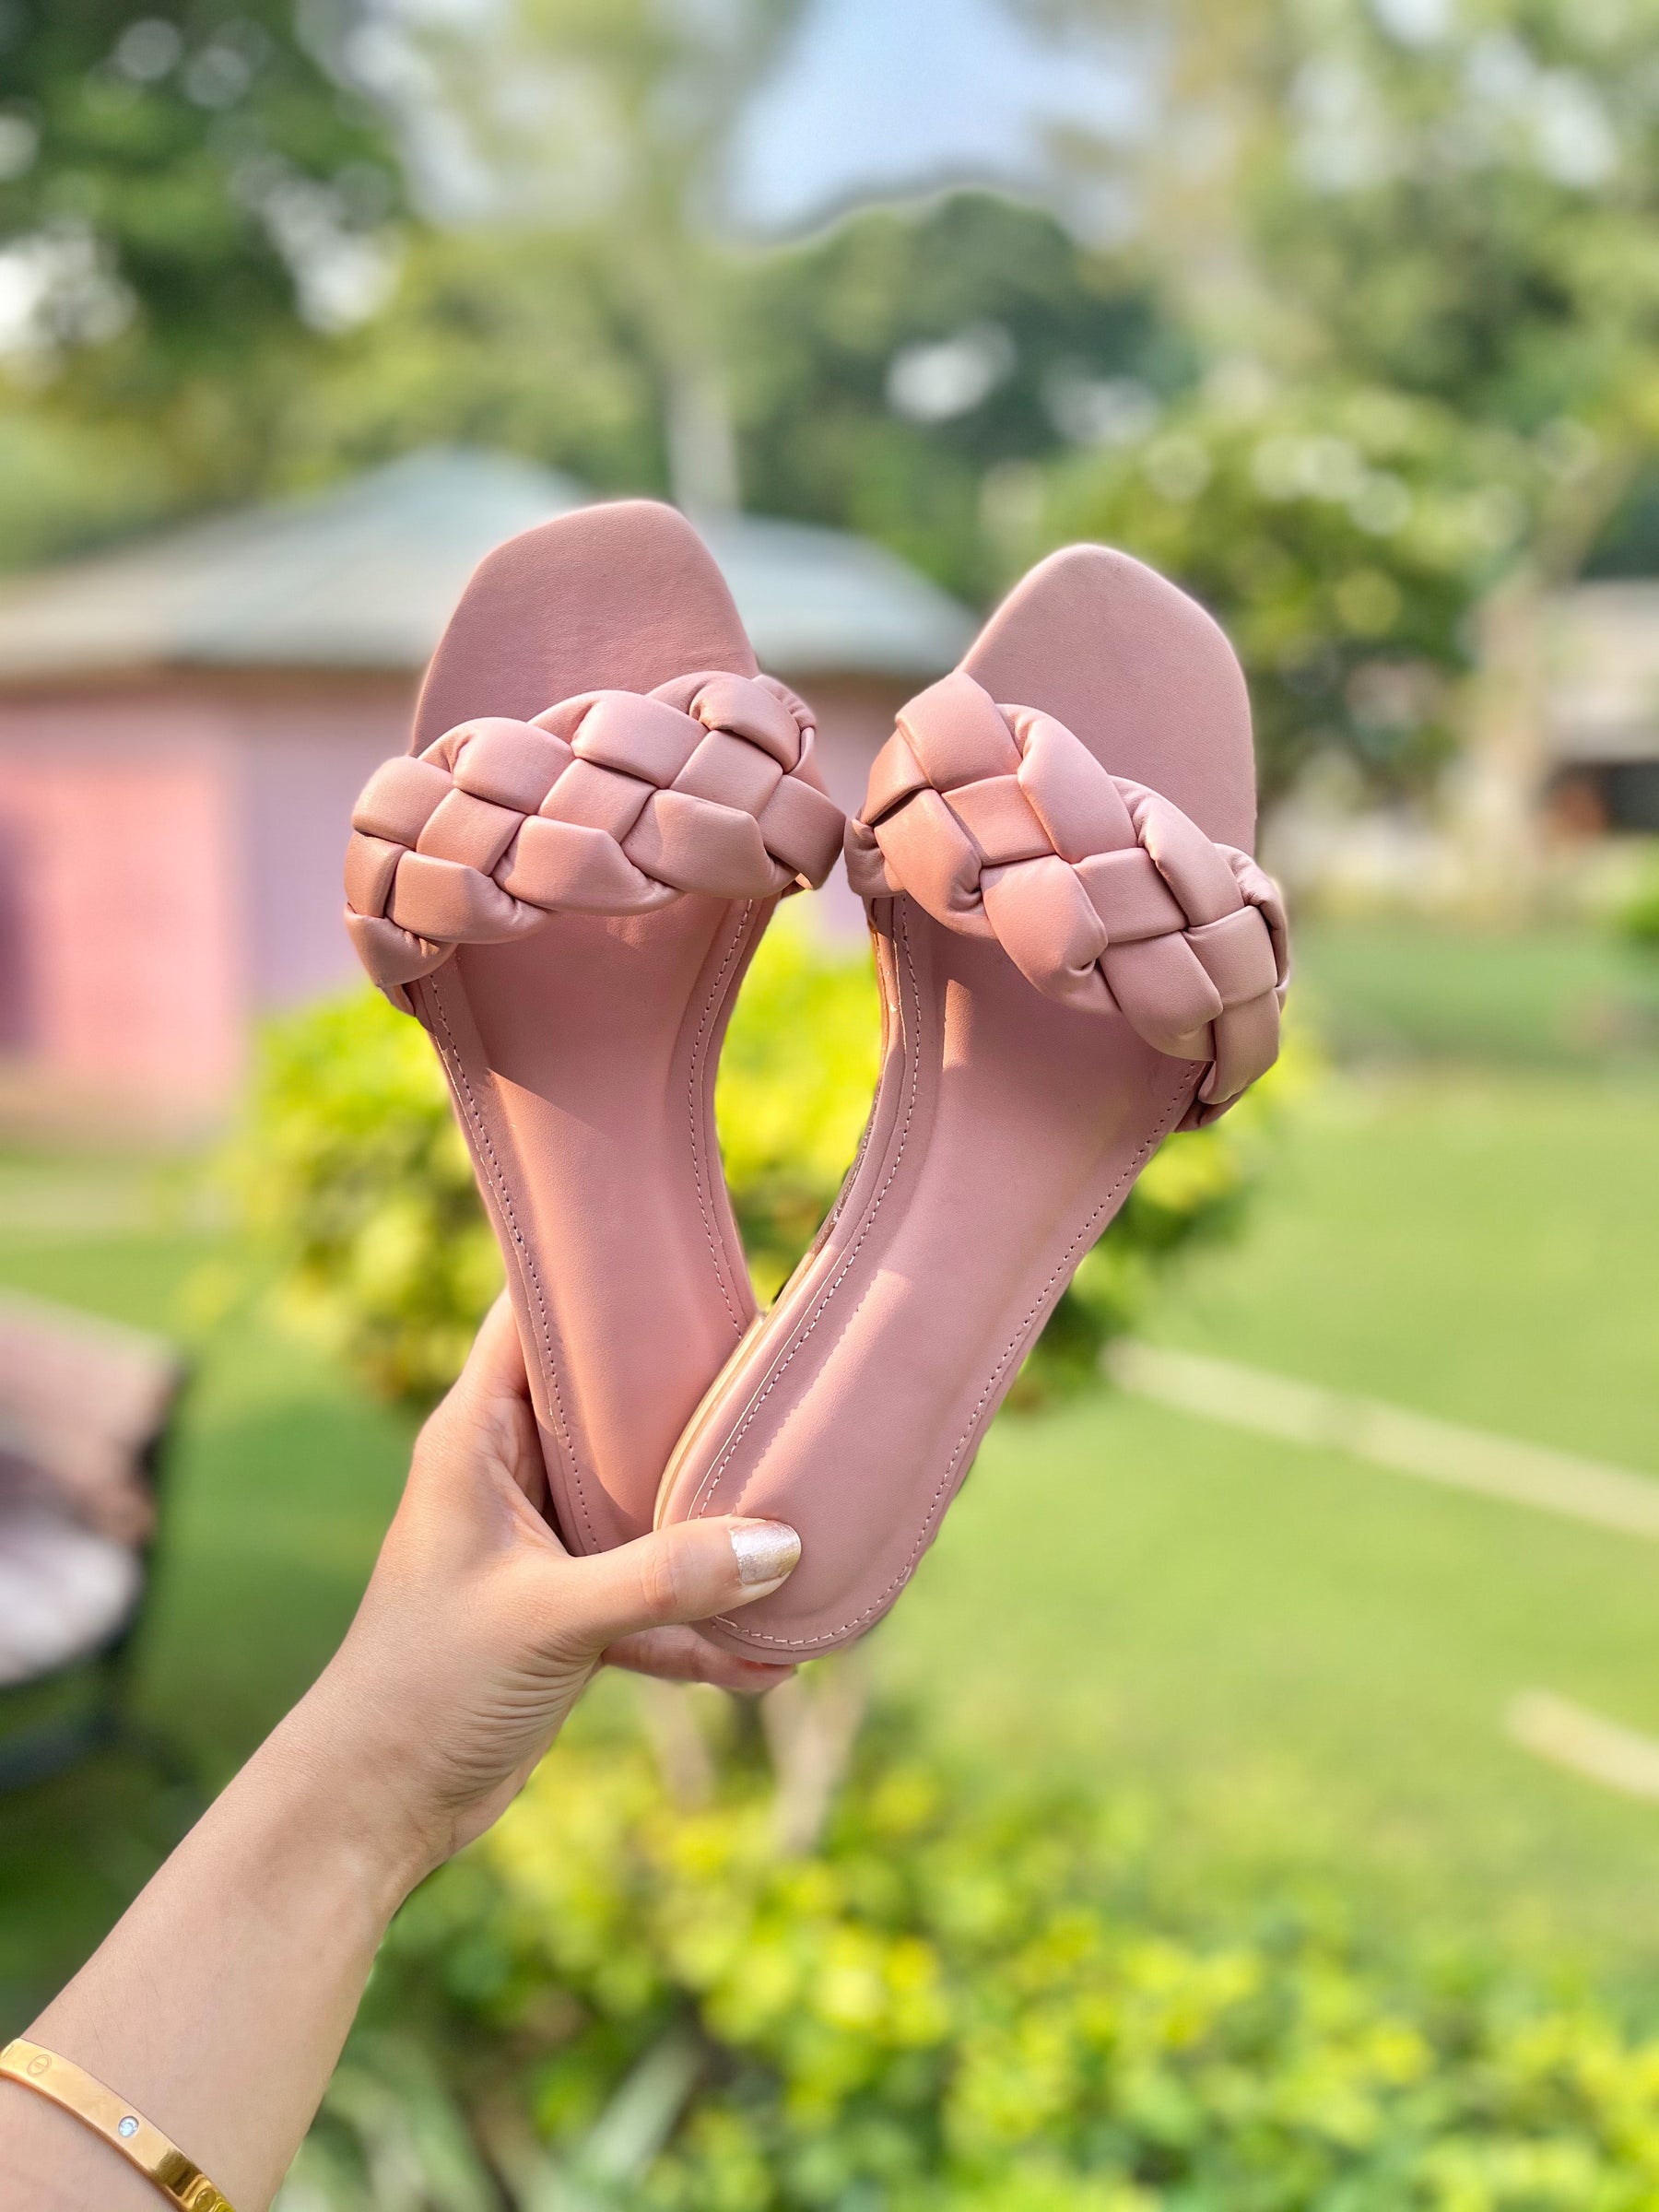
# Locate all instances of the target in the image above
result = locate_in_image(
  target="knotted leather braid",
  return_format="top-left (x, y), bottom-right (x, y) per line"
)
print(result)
top-left (844, 670), bottom-right (1288, 1124)
top-left (346, 672), bottom-right (844, 1011)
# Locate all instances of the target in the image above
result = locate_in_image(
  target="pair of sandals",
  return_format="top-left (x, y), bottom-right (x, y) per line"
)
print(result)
top-left (345, 501), bottom-right (1288, 1668)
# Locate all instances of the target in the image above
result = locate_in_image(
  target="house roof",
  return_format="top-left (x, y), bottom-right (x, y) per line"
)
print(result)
top-left (0, 448), bottom-right (975, 688)
top-left (1545, 580), bottom-right (1659, 764)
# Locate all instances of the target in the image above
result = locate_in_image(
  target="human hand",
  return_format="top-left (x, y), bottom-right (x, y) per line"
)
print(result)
top-left (287, 1297), bottom-right (799, 1882)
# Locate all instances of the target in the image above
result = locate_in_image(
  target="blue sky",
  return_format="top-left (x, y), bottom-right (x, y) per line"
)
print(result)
top-left (727, 0), bottom-right (1138, 232)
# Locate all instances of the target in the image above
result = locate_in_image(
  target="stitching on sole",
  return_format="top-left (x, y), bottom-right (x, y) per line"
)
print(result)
top-left (686, 901), bottom-right (925, 1521)
top-left (708, 960), bottom-right (1195, 1646)
top-left (686, 903), bottom-right (751, 1336)
top-left (425, 968), bottom-right (592, 1550)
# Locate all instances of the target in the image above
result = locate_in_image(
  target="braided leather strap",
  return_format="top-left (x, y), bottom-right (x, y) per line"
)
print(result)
top-left (844, 671), bottom-right (1288, 1124)
top-left (346, 672), bottom-right (843, 1010)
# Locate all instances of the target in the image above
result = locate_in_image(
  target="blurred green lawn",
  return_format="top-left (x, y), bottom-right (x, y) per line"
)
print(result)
top-left (882, 1062), bottom-right (1659, 1962)
top-left (2, 920), bottom-right (1656, 2026)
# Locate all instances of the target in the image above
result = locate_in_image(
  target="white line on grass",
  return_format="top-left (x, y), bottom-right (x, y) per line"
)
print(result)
top-left (1507, 1691), bottom-right (1659, 1801)
top-left (1104, 1339), bottom-right (1659, 1541)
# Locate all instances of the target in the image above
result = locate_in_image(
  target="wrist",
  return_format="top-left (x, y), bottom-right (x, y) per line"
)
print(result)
top-left (247, 1677), bottom-right (445, 1918)
top-left (20, 1674), bottom-right (422, 2212)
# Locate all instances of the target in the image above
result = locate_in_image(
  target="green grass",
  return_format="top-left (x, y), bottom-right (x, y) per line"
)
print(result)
top-left (875, 935), bottom-right (1659, 1968)
top-left (1292, 915), bottom-right (1659, 1067)
top-left (2, 919), bottom-right (1656, 2025)
top-left (882, 1069), bottom-right (1659, 1967)
top-left (1144, 1067), bottom-right (1659, 1473)
top-left (887, 1393), bottom-right (1659, 1958)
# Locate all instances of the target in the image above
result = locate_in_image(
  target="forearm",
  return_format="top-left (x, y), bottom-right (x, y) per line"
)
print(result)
top-left (2, 1688), bottom-right (422, 2212)
top-left (0, 1300), bottom-right (799, 2212)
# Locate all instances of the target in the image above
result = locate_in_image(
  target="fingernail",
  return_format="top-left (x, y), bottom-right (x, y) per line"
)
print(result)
top-left (730, 1519), bottom-right (801, 1587)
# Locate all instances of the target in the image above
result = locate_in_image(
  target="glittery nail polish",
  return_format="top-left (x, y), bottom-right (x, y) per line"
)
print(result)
top-left (730, 1520), bottom-right (802, 1586)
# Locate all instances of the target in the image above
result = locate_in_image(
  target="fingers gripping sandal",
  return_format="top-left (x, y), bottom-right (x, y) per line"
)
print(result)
top-left (343, 501), bottom-right (844, 1559)
top-left (843, 672), bottom-right (1286, 1126)
top-left (654, 545), bottom-right (1288, 1657)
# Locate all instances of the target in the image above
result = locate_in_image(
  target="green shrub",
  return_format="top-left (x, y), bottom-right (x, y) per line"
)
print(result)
top-left (710, 917), bottom-right (884, 1306)
top-left (1616, 854), bottom-right (1659, 955)
top-left (225, 916), bottom-right (1295, 1408)
top-left (219, 990), bottom-right (502, 1404)
top-left (284, 1710), bottom-right (1659, 2212)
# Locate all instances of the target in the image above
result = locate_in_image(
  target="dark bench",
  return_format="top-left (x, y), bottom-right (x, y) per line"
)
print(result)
top-left (0, 1290), bottom-right (185, 1790)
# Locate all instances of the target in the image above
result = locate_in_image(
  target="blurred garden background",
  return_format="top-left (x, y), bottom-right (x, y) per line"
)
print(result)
top-left (3, 0), bottom-right (1659, 2204)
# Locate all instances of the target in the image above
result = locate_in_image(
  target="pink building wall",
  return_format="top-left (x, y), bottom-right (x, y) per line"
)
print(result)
top-left (0, 694), bottom-right (241, 1106)
top-left (0, 667), bottom-right (898, 1123)
top-left (231, 678), bottom-right (418, 1006)
top-left (0, 676), bottom-right (410, 1120)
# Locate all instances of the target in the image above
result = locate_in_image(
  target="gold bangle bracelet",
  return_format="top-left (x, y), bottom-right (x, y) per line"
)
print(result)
top-left (0, 2038), bottom-right (237, 2211)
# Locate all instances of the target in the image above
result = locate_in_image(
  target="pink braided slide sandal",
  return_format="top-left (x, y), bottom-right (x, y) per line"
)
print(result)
top-left (343, 501), bottom-right (843, 1556)
top-left (654, 545), bottom-right (1288, 1657)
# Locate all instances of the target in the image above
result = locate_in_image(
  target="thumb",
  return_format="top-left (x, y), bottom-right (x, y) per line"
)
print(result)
top-left (550, 1516), bottom-right (801, 1655)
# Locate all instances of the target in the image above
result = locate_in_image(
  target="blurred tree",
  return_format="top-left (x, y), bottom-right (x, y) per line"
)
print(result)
top-left (1585, 465), bottom-right (1659, 577)
top-left (1045, 372), bottom-right (1532, 798)
top-left (731, 189), bottom-right (1178, 598)
top-left (341, 5), bottom-right (1175, 597)
top-left (1033, 0), bottom-right (1659, 485)
top-left (0, 403), bottom-right (175, 569)
top-left (394, 0), bottom-right (806, 512)
top-left (291, 221), bottom-right (671, 496)
top-left (1021, 0), bottom-right (1659, 811)
top-left (307, 186), bottom-right (1175, 600)
top-left (0, 1), bottom-right (403, 500)
top-left (0, 0), bottom-right (1178, 603)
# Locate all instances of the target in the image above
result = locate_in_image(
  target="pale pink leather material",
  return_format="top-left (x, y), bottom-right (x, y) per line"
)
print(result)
top-left (344, 501), bottom-right (844, 1555)
top-left (654, 546), bottom-right (1280, 1656)
top-left (347, 672), bottom-right (841, 1011)
top-left (844, 672), bottom-right (1287, 1125)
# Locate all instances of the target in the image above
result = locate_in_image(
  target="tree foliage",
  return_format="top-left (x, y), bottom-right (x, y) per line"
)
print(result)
top-left (1015, 0), bottom-right (1659, 798)
top-left (1043, 376), bottom-right (1535, 798)
top-left (391, 0), bottom-right (806, 512)
top-left (291, 187), bottom-right (1169, 604)
top-left (730, 191), bottom-right (1175, 601)
top-left (0, 0), bottom-right (401, 493)
top-left (11, 0), bottom-right (1657, 806)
